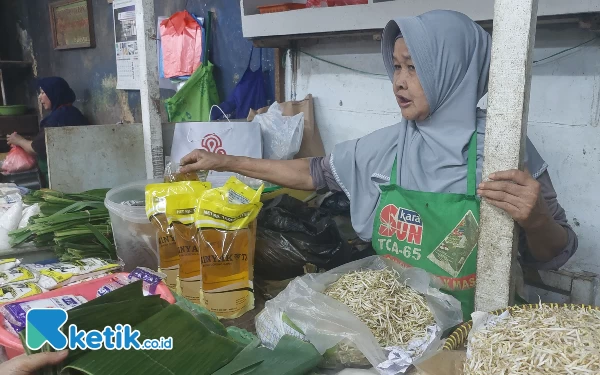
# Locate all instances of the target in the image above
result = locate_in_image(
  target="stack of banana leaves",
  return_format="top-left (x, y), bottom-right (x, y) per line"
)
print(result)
top-left (20, 282), bottom-right (322, 375)
top-left (8, 189), bottom-right (116, 261)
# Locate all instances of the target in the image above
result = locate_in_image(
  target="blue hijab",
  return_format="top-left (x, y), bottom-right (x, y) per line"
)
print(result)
top-left (38, 77), bottom-right (88, 128)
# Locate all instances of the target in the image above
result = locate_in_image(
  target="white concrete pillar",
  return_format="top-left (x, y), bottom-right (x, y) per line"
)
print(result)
top-left (475, 0), bottom-right (539, 312)
top-left (136, 0), bottom-right (164, 179)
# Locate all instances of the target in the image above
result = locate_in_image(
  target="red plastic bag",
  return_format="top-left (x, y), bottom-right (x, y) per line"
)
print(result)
top-left (306, 0), bottom-right (366, 6)
top-left (160, 11), bottom-right (203, 78)
top-left (306, 0), bottom-right (326, 7)
top-left (2, 146), bottom-right (36, 174)
top-left (327, 0), bottom-right (367, 5)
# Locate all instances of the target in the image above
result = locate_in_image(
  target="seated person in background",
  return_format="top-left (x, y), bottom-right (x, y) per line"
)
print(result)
top-left (7, 77), bottom-right (88, 186)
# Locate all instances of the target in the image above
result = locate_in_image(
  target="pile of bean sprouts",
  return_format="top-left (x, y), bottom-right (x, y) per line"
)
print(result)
top-left (324, 269), bottom-right (435, 350)
top-left (465, 305), bottom-right (600, 375)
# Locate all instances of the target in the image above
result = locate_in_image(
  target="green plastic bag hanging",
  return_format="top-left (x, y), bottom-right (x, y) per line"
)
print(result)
top-left (165, 11), bottom-right (219, 122)
top-left (165, 62), bottom-right (220, 122)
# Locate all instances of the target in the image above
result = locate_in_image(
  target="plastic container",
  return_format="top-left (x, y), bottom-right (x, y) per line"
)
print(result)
top-left (0, 105), bottom-right (27, 116)
top-left (105, 180), bottom-right (161, 272)
top-left (0, 273), bottom-right (175, 359)
top-left (257, 3), bottom-right (306, 13)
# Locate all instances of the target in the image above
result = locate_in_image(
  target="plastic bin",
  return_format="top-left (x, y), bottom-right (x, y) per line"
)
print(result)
top-left (105, 180), bottom-right (160, 272)
top-left (0, 273), bottom-right (175, 359)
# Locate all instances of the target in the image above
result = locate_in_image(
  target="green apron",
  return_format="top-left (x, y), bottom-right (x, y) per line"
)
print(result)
top-left (372, 133), bottom-right (480, 318)
top-left (37, 157), bottom-right (49, 188)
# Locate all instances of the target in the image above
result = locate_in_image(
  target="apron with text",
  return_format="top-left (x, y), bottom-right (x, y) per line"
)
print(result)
top-left (372, 133), bottom-right (480, 318)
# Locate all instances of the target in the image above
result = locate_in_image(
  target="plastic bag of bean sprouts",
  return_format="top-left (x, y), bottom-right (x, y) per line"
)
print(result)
top-left (255, 255), bottom-right (462, 374)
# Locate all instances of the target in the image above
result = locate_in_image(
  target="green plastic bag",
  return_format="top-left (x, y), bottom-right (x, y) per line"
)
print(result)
top-left (165, 61), bottom-right (220, 122)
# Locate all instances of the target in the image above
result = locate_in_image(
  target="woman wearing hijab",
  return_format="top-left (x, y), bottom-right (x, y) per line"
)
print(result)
top-left (178, 10), bottom-right (577, 316)
top-left (7, 77), bottom-right (88, 186)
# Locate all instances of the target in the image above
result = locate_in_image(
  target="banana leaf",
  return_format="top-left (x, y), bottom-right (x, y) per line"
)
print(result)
top-left (212, 335), bottom-right (322, 375)
top-left (64, 304), bottom-right (243, 375)
top-left (173, 293), bottom-right (228, 337)
top-left (64, 296), bottom-right (168, 364)
top-left (73, 280), bottom-right (145, 308)
top-left (19, 283), bottom-right (167, 370)
top-left (226, 327), bottom-right (258, 347)
top-left (19, 282), bottom-right (163, 374)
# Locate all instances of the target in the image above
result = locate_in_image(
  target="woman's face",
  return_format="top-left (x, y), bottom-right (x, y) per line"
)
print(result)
top-left (38, 89), bottom-right (51, 110)
top-left (393, 38), bottom-right (430, 121)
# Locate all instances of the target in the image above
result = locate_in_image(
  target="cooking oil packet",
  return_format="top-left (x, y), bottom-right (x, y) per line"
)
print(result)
top-left (195, 177), bottom-right (263, 319)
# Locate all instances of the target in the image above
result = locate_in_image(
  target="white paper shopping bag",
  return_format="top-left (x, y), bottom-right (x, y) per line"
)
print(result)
top-left (171, 122), bottom-right (262, 186)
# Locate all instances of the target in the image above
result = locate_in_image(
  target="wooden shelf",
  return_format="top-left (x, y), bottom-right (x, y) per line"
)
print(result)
top-left (241, 0), bottom-right (600, 39)
top-left (0, 61), bottom-right (33, 69)
top-left (0, 114), bottom-right (39, 136)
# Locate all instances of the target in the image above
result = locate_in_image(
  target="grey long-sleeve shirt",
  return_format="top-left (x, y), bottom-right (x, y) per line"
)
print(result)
top-left (310, 155), bottom-right (578, 270)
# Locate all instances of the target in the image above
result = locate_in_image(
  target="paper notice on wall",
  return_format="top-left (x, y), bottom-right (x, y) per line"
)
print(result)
top-left (113, 0), bottom-right (140, 90)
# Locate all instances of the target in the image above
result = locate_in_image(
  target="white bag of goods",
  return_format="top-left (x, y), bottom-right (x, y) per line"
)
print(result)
top-left (170, 121), bottom-right (262, 187)
top-left (18, 204), bottom-right (40, 229)
top-left (0, 201), bottom-right (23, 250)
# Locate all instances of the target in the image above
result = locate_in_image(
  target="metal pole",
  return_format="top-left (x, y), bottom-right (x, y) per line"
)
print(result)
top-left (0, 70), bottom-right (6, 106)
top-left (475, 0), bottom-right (539, 312)
top-left (135, 0), bottom-right (164, 179)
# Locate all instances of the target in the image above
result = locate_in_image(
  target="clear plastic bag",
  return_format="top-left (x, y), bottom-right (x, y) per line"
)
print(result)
top-left (255, 255), bottom-right (463, 374)
top-left (164, 161), bottom-right (208, 183)
top-left (252, 102), bottom-right (304, 160)
top-left (235, 174), bottom-right (277, 190)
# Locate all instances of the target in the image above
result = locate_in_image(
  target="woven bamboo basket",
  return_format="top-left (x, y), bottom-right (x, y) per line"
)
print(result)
top-left (443, 303), bottom-right (600, 351)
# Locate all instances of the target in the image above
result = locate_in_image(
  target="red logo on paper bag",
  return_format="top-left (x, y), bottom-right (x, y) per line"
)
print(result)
top-left (201, 134), bottom-right (227, 155)
top-left (379, 205), bottom-right (423, 245)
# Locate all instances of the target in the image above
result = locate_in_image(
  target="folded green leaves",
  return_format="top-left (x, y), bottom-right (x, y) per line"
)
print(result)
top-left (10, 189), bottom-right (115, 261)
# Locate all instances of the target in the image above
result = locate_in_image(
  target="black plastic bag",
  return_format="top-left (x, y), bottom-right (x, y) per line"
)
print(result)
top-left (255, 195), bottom-right (351, 281)
top-left (320, 192), bottom-right (350, 216)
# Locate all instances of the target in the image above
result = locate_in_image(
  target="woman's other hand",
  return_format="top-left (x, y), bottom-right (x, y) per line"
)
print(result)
top-left (7, 132), bottom-right (26, 148)
top-left (179, 149), bottom-right (230, 173)
top-left (0, 350), bottom-right (68, 375)
top-left (477, 169), bottom-right (550, 230)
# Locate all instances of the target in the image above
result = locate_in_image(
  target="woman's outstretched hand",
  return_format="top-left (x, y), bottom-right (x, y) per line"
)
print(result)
top-left (179, 150), bottom-right (314, 191)
top-left (0, 350), bottom-right (68, 375)
top-left (179, 150), bottom-right (231, 174)
top-left (477, 169), bottom-right (550, 230)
